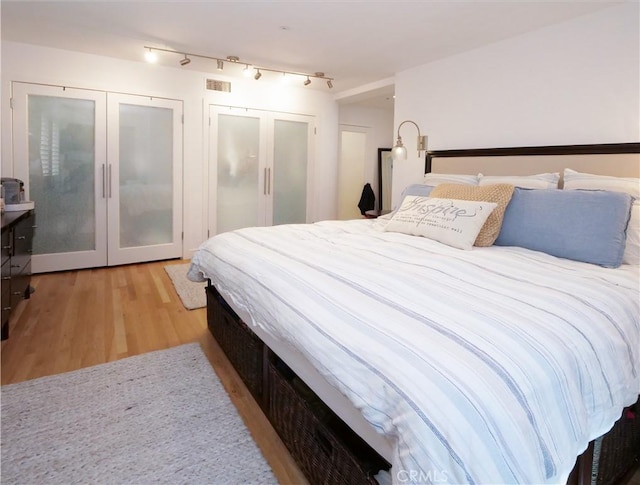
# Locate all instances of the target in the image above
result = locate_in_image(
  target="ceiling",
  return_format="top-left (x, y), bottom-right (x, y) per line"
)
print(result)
top-left (0, 1), bottom-right (622, 107)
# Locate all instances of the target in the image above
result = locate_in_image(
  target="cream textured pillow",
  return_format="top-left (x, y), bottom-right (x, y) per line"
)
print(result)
top-left (429, 183), bottom-right (515, 246)
top-left (384, 196), bottom-right (497, 250)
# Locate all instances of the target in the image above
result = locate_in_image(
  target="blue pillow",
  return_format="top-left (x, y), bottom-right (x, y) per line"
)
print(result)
top-left (392, 184), bottom-right (435, 213)
top-left (495, 188), bottom-right (633, 268)
top-left (400, 184), bottom-right (435, 199)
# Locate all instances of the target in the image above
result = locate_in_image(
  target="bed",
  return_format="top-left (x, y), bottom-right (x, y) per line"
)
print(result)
top-left (189, 142), bottom-right (640, 485)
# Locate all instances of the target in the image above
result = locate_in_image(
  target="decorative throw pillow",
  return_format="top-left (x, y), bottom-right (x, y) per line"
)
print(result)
top-left (423, 173), bottom-right (479, 186)
top-left (429, 183), bottom-right (515, 246)
top-left (563, 169), bottom-right (640, 265)
top-left (384, 196), bottom-right (497, 250)
top-left (478, 172), bottom-right (559, 189)
top-left (495, 188), bottom-right (633, 268)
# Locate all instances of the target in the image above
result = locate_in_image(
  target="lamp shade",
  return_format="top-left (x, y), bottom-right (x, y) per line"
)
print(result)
top-left (392, 144), bottom-right (407, 161)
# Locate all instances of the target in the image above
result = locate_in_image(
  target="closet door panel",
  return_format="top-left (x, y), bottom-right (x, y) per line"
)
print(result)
top-left (12, 82), bottom-right (107, 273)
top-left (106, 94), bottom-right (183, 266)
top-left (210, 108), bottom-right (264, 234)
top-left (271, 117), bottom-right (312, 226)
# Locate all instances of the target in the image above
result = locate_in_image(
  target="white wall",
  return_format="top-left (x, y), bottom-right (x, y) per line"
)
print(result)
top-left (1, 41), bottom-right (339, 258)
top-left (392, 3), bottom-right (640, 207)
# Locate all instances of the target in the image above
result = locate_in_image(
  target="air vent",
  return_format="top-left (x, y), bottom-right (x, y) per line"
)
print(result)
top-left (206, 79), bottom-right (231, 92)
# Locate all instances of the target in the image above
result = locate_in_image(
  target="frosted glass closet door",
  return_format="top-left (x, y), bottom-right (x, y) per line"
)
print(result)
top-left (271, 117), bottom-right (311, 226)
top-left (213, 111), bottom-right (263, 234)
top-left (208, 107), bottom-right (313, 236)
top-left (12, 83), bottom-right (108, 273)
top-left (107, 94), bottom-right (183, 266)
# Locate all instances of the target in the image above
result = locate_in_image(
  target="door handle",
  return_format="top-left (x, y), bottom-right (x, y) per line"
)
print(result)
top-left (108, 164), bottom-right (112, 198)
top-left (267, 168), bottom-right (271, 195)
top-left (102, 164), bottom-right (106, 198)
top-left (263, 167), bottom-right (267, 195)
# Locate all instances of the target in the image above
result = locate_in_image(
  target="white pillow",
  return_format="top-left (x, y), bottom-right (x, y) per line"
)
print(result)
top-left (563, 169), bottom-right (640, 265)
top-left (478, 172), bottom-right (559, 189)
top-left (563, 168), bottom-right (639, 197)
top-left (423, 173), bottom-right (479, 186)
top-left (384, 195), bottom-right (497, 250)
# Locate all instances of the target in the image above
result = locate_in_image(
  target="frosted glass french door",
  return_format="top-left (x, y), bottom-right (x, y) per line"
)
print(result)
top-left (12, 83), bottom-right (183, 272)
top-left (209, 106), bottom-right (313, 235)
top-left (13, 83), bottom-right (108, 272)
top-left (106, 94), bottom-right (183, 266)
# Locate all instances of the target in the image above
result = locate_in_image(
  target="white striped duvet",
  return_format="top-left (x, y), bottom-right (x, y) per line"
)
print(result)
top-left (188, 218), bottom-right (640, 485)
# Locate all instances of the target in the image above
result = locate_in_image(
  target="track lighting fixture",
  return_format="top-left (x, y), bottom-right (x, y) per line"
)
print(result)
top-left (143, 46), bottom-right (334, 88)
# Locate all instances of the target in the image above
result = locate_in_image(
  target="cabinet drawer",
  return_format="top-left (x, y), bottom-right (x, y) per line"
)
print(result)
top-left (1, 257), bottom-right (10, 280)
top-left (10, 266), bottom-right (30, 309)
top-left (2, 273), bottom-right (11, 312)
top-left (1, 229), bottom-right (10, 265)
top-left (10, 252), bottom-right (30, 276)
top-left (13, 213), bottom-right (34, 255)
top-left (2, 262), bottom-right (12, 331)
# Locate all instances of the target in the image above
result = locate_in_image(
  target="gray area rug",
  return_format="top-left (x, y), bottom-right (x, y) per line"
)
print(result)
top-left (165, 263), bottom-right (206, 310)
top-left (1, 343), bottom-right (277, 485)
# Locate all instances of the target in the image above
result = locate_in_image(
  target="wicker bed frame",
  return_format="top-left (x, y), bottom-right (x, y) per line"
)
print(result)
top-left (206, 142), bottom-right (640, 485)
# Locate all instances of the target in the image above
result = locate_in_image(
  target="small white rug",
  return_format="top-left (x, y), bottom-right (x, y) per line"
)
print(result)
top-left (1, 344), bottom-right (277, 485)
top-left (164, 263), bottom-right (206, 310)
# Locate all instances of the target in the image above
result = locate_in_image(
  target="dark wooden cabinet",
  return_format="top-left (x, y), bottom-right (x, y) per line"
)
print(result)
top-left (1, 210), bottom-right (35, 340)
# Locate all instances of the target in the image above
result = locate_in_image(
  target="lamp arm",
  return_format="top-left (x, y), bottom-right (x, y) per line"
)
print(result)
top-left (396, 120), bottom-right (422, 140)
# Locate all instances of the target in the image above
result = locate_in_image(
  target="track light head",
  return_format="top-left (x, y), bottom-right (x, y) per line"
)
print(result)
top-left (226, 55), bottom-right (240, 63)
top-left (179, 56), bottom-right (191, 66)
top-left (327, 79), bottom-right (333, 89)
top-left (144, 48), bottom-right (158, 63)
top-left (254, 70), bottom-right (262, 80)
top-left (303, 77), bottom-right (311, 86)
top-left (216, 59), bottom-right (224, 70)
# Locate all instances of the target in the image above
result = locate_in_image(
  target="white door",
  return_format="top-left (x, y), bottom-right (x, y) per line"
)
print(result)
top-left (208, 106), bottom-right (314, 235)
top-left (12, 83), bottom-right (183, 271)
top-left (12, 82), bottom-right (108, 272)
top-left (338, 126), bottom-right (368, 220)
top-left (106, 94), bottom-right (183, 266)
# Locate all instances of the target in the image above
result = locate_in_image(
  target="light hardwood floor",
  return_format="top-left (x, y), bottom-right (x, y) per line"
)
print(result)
top-left (1, 260), bottom-right (308, 485)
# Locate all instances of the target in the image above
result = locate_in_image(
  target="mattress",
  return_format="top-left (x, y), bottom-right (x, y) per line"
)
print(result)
top-left (188, 218), bottom-right (640, 485)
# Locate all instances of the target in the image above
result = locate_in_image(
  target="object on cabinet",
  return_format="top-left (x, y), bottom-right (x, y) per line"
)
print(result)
top-left (0, 178), bottom-right (33, 211)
